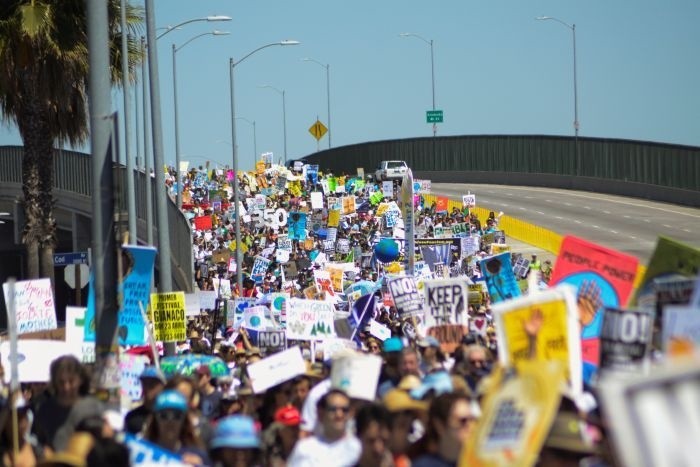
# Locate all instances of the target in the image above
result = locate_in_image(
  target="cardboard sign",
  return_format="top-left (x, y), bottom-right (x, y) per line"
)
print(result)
top-left (599, 307), bottom-right (652, 372)
top-left (479, 252), bottom-right (521, 303)
top-left (369, 319), bottom-right (392, 341)
top-left (286, 299), bottom-right (336, 341)
top-left (242, 305), bottom-right (268, 331)
top-left (493, 286), bottom-right (582, 395)
top-left (388, 276), bottom-right (423, 318)
top-left (3, 278), bottom-right (57, 336)
top-left (257, 330), bottom-right (287, 354)
top-left (149, 292), bottom-right (186, 343)
top-left (423, 278), bottom-right (468, 327)
top-left (247, 346), bottom-right (306, 393)
top-left (331, 352), bottom-right (383, 401)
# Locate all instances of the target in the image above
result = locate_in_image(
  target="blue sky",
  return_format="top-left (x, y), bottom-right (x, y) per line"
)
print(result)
top-left (1, 0), bottom-right (699, 170)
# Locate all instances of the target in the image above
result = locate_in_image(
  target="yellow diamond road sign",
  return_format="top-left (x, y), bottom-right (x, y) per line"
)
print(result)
top-left (308, 120), bottom-right (328, 141)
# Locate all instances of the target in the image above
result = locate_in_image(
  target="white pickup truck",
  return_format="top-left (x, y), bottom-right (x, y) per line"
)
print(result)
top-left (374, 160), bottom-right (409, 182)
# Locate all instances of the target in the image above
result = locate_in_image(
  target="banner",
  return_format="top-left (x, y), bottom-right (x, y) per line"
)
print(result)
top-left (401, 169), bottom-right (415, 274)
top-left (493, 286), bottom-right (582, 395)
top-left (435, 196), bottom-right (449, 212)
top-left (550, 236), bottom-right (639, 383)
top-left (286, 299), bottom-right (336, 341)
top-left (116, 245), bottom-right (157, 346)
top-left (416, 238), bottom-right (461, 271)
top-left (149, 292), bottom-right (186, 343)
top-left (600, 307), bottom-right (652, 372)
top-left (423, 278), bottom-right (468, 327)
top-left (388, 276), bottom-right (423, 318)
top-left (2, 278), bottom-right (57, 335)
top-left (479, 252), bottom-right (521, 303)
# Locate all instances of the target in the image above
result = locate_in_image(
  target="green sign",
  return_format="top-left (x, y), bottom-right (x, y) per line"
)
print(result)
top-left (426, 110), bottom-right (443, 123)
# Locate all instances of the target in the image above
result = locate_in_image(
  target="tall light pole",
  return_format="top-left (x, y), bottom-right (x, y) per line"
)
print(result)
top-left (157, 15), bottom-right (232, 40)
top-left (172, 30), bottom-right (230, 208)
top-left (119, 0), bottom-right (137, 244)
top-left (234, 118), bottom-right (257, 161)
top-left (537, 16), bottom-right (579, 174)
top-left (230, 40), bottom-right (300, 295)
top-left (400, 32), bottom-right (437, 136)
top-left (302, 58), bottom-right (331, 148)
top-left (258, 85), bottom-right (288, 163)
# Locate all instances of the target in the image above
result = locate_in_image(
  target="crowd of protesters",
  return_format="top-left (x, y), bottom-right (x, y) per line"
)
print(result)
top-left (0, 161), bottom-right (617, 466)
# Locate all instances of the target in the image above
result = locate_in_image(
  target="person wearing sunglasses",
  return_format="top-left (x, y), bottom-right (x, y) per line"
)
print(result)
top-left (288, 389), bottom-right (360, 466)
top-left (143, 390), bottom-right (209, 466)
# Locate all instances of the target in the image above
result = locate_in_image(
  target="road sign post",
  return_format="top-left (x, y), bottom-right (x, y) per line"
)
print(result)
top-left (426, 110), bottom-right (444, 123)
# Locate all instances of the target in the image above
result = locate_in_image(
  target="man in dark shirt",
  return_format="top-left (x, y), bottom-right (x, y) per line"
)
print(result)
top-left (196, 365), bottom-right (222, 420)
top-left (124, 366), bottom-right (166, 435)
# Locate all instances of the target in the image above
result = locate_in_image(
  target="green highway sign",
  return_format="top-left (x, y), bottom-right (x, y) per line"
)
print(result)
top-left (426, 109), bottom-right (443, 123)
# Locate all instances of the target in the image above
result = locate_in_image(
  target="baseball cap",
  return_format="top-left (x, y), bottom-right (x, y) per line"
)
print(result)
top-left (154, 390), bottom-right (188, 413)
top-left (210, 415), bottom-right (260, 449)
top-left (196, 365), bottom-right (211, 377)
top-left (383, 336), bottom-right (403, 353)
top-left (140, 366), bottom-right (167, 384)
top-left (274, 406), bottom-right (302, 426)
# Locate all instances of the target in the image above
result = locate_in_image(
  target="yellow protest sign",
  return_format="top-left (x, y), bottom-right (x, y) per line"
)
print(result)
top-left (342, 196), bottom-right (355, 215)
top-left (493, 286), bottom-right (581, 394)
top-left (327, 209), bottom-right (340, 227)
top-left (460, 361), bottom-right (563, 467)
top-left (327, 267), bottom-right (344, 293)
top-left (149, 292), bottom-right (186, 343)
top-left (256, 160), bottom-right (266, 175)
top-left (490, 243), bottom-right (511, 255)
top-left (288, 180), bottom-right (302, 197)
top-left (228, 241), bottom-right (249, 254)
top-left (375, 202), bottom-right (390, 217)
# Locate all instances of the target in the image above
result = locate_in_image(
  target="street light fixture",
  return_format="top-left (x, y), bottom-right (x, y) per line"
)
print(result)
top-left (172, 30), bottom-right (230, 208)
top-left (301, 58), bottom-right (331, 148)
top-left (157, 15), bottom-right (232, 40)
top-left (234, 117), bottom-right (257, 162)
top-left (536, 16), bottom-right (579, 174)
top-left (258, 85), bottom-right (287, 164)
top-left (400, 32), bottom-right (437, 136)
top-left (229, 40), bottom-right (300, 295)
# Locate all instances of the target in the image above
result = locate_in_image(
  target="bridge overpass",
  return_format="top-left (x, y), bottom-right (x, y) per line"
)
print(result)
top-left (0, 146), bottom-right (194, 321)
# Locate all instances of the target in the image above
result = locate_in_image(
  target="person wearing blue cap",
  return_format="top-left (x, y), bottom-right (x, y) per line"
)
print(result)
top-left (209, 415), bottom-right (262, 467)
top-left (124, 366), bottom-right (166, 435)
top-left (144, 390), bottom-right (209, 466)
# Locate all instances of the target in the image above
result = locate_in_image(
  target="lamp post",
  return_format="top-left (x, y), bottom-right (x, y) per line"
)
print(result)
top-left (301, 58), bottom-right (331, 148)
top-left (229, 40), bottom-right (300, 295)
top-left (400, 32), bottom-right (437, 136)
top-left (234, 118), bottom-right (257, 161)
top-left (258, 85), bottom-right (288, 163)
top-left (173, 30), bottom-right (230, 208)
top-left (536, 16), bottom-right (579, 174)
top-left (157, 15), bottom-right (232, 40)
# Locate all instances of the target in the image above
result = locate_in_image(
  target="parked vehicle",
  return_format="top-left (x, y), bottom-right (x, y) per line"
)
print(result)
top-left (374, 160), bottom-right (409, 181)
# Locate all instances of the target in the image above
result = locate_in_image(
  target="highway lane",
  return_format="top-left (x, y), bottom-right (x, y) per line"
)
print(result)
top-left (432, 183), bottom-right (700, 263)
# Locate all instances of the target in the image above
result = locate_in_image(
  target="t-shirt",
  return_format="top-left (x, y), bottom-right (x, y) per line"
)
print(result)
top-left (287, 435), bottom-right (361, 467)
top-left (124, 404), bottom-right (152, 435)
top-left (199, 389), bottom-right (222, 420)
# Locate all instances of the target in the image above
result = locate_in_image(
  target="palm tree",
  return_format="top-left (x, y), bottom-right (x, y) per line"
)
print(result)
top-left (0, 0), bottom-right (142, 286)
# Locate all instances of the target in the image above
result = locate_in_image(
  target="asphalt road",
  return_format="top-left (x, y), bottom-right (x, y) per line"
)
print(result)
top-left (432, 183), bottom-right (700, 263)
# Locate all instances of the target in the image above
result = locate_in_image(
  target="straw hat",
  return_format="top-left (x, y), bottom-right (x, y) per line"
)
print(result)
top-left (38, 433), bottom-right (95, 467)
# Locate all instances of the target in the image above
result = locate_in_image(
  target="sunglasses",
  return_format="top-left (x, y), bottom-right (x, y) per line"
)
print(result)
top-left (156, 410), bottom-right (186, 422)
top-left (326, 405), bottom-right (350, 415)
top-left (456, 416), bottom-right (477, 427)
top-left (368, 345), bottom-right (380, 350)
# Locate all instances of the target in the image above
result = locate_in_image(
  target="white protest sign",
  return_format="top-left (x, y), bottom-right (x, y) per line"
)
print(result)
top-left (276, 249), bottom-right (290, 263)
top-left (3, 278), bottom-right (57, 334)
top-left (662, 305), bottom-right (700, 352)
top-left (331, 352), bottom-right (383, 401)
top-left (120, 353), bottom-right (149, 402)
top-left (286, 299), bottom-right (336, 341)
top-left (462, 194), bottom-right (476, 207)
top-left (199, 290), bottom-right (218, 310)
top-left (212, 278), bottom-right (231, 298)
top-left (322, 338), bottom-right (358, 361)
top-left (247, 346), bottom-right (306, 393)
top-left (184, 292), bottom-right (201, 317)
top-left (382, 181), bottom-right (394, 199)
top-left (0, 340), bottom-right (80, 383)
top-left (369, 320), bottom-right (392, 341)
top-left (310, 191), bottom-right (324, 210)
top-left (65, 306), bottom-right (95, 364)
top-left (423, 278), bottom-right (468, 327)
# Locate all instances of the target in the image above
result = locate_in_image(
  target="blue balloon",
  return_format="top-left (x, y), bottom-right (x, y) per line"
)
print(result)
top-left (374, 238), bottom-right (400, 263)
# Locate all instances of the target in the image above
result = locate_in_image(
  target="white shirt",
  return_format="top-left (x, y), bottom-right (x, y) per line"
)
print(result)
top-left (287, 434), bottom-right (361, 467)
top-left (300, 379), bottom-right (331, 434)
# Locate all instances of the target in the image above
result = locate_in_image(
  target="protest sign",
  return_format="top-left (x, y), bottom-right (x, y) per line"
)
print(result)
top-left (598, 361), bottom-right (700, 467)
top-left (125, 434), bottom-right (186, 466)
top-left (251, 256), bottom-right (271, 284)
top-left (184, 292), bottom-right (201, 317)
top-left (550, 236), bottom-right (639, 383)
top-left (435, 196), bottom-right (449, 212)
top-left (662, 305), bottom-right (700, 354)
top-left (120, 353), bottom-right (149, 402)
top-left (630, 236), bottom-right (700, 307)
top-left (462, 194), bottom-right (476, 208)
top-left (401, 169), bottom-right (415, 274)
top-left (342, 196), bottom-right (356, 214)
top-left (258, 330), bottom-right (287, 354)
top-left (226, 298), bottom-right (256, 328)
top-left (451, 222), bottom-right (469, 237)
top-left (384, 210), bottom-right (399, 229)
top-left (193, 215), bottom-right (212, 231)
top-left (288, 212), bottom-right (308, 240)
top-left (599, 307), bottom-right (652, 372)
top-left (199, 290), bottom-right (217, 310)
top-left (116, 245), bottom-right (156, 345)
top-left (479, 252), bottom-right (521, 303)
top-left (388, 276), bottom-right (423, 318)
top-left (414, 179), bottom-right (431, 194)
top-left (327, 267), bottom-right (344, 293)
top-left (286, 299), bottom-right (336, 341)
top-left (369, 320), bottom-right (392, 341)
top-left (0, 340), bottom-right (79, 383)
top-left (468, 284), bottom-right (485, 306)
top-left (3, 278), bottom-right (57, 335)
top-left (493, 285), bottom-right (582, 395)
top-left (268, 293), bottom-right (290, 320)
top-left (382, 181), bottom-right (394, 198)
top-left (336, 239), bottom-right (350, 254)
top-left (247, 346), bottom-right (306, 393)
top-left (310, 191), bottom-right (324, 210)
top-left (461, 361), bottom-right (563, 467)
top-left (490, 243), bottom-right (511, 255)
top-left (243, 305), bottom-right (268, 331)
top-left (282, 262), bottom-right (298, 280)
top-left (149, 292), bottom-right (186, 343)
top-left (461, 236), bottom-right (480, 258)
top-left (65, 306), bottom-right (95, 364)
top-left (211, 277), bottom-right (231, 298)
top-left (416, 238), bottom-right (461, 271)
top-left (313, 270), bottom-right (336, 299)
top-left (331, 352), bottom-right (383, 401)
top-left (427, 324), bottom-right (468, 353)
top-left (423, 278), bottom-right (468, 327)
top-left (327, 209), bottom-right (340, 227)
top-left (512, 255), bottom-right (530, 279)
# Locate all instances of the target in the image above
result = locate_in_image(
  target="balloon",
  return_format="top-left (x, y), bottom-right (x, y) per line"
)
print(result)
top-left (374, 238), bottom-right (400, 263)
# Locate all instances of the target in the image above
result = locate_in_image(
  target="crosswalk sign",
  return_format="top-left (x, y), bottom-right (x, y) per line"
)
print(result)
top-left (308, 120), bottom-right (328, 141)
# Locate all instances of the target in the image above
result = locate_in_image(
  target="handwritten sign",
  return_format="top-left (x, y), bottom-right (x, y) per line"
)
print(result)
top-left (286, 299), bottom-right (336, 341)
top-left (149, 292), bottom-right (186, 343)
top-left (423, 278), bottom-right (468, 327)
top-left (247, 346), bottom-right (306, 393)
top-left (3, 278), bottom-right (57, 334)
top-left (120, 353), bottom-right (149, 402)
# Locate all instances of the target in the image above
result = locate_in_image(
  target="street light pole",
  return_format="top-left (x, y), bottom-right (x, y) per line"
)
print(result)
top-left (235, 118), bottom-right (257, 161)
top-left (400, 33), bottom-right (437, 136)
top-left (302, 58), bottom-right (332, 148)
top-left (230, 40), bottom-right (299, 295)
top-left (119, 0), bottom-right (137, 244)
top-left (537, 16), bottom-right (579, 174)
top-left (259, 85), bottom-right (288, 164)
top-left (173, 31), bottom-right (229, 208)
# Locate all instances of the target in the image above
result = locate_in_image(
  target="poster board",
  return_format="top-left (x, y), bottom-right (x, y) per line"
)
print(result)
top-left (2, 278), bottom-right (57, 335)
top-left (149, 292), bottom-right (186, 343)
top-left (247, 346), bottom-right (306, 393)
